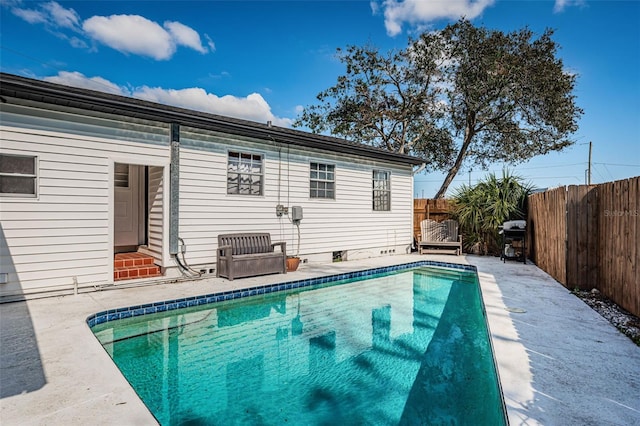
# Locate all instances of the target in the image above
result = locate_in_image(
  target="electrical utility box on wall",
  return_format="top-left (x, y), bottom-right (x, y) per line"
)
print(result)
top-left (292, 206), bottom-right (303, 222)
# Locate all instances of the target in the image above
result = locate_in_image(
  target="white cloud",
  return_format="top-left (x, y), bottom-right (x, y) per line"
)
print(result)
top-left (42, 1), bottom-right (80, 29)
top-left (6, 1), bottom-right (213, 60)
top-left (205, 34), bottom-right (216, 52)
top-left (134, 86), bottom-right (292, 127)
top-left (9, 1), bottom-right (80, 30)
top-left (82, 14), bottom-right (213, 59)
top-left (41, 71), bottom-right (293, 127)
top-left (44, 71), bottom-right (126, 95)
top-left (380, 0), bottom-right (495, 36)
top-left (370, 0), bottom-right (380, 15)
top-left (68, 36), bottom-right (88, 49)
top-left (11, 7), bottom-right (47, 24)
top-left (554, 0), bottom-right (585, 13)
top-left (207, 71), bottom-right (230, 80)
top-left (164, 20), bottom-right (208, 53)
top-left (83, 15), bottom-right (176, 60)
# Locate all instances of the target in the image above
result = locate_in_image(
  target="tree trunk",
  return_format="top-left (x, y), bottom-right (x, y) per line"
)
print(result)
top-left (434, 121), bottom-right (475, 198)
top-left (434, 166), bottom-right (461, 199)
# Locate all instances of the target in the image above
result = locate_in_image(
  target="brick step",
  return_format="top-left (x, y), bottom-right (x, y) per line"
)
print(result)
top-left (114, 252), bottom-right (156, 268)
top-left (114, 253), bottom-right (162, 281)
top-left (114, 264), bottom-right (162, 281)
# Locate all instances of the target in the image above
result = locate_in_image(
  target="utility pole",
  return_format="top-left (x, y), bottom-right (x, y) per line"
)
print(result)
top-left (587, 141), bottom-right (592, 185)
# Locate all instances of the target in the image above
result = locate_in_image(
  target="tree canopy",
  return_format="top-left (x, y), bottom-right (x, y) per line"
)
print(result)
top-left (294, 19), bottom-right (583, 197)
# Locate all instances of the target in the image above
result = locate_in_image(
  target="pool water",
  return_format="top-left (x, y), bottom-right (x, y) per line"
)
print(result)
top-left (91, 266), bottom-right (506, 425)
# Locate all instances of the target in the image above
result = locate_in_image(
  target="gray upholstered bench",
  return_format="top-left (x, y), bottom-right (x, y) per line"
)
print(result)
top-left (216, 233), bottom-right (287, 280)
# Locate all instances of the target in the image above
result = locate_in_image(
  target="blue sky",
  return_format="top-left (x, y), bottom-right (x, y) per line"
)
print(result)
top-left (1, 0), bottom-right (638, 197)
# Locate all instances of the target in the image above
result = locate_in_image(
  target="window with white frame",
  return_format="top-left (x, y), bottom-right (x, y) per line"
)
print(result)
top-left (372, 170), bottom-right (391, 211)
top-left (310, 162), bottom-right (335, 199)
top-left (0, 154), bottom-right (37, 196)
top-left (227, 151), bottom-right (263, 195)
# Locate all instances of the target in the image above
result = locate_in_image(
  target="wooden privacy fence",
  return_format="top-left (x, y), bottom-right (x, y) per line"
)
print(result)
top-left (527, 177), bottom-right (639, 317)
top-left (413, 199), bottom-right (453, 239)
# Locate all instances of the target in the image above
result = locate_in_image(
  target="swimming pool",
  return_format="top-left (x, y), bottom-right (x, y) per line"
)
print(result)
top-left (89, 262), bottom-right (507, 425)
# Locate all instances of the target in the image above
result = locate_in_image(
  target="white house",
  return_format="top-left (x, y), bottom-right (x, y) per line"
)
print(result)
top-left (0, 73), bottom-right (424, 300)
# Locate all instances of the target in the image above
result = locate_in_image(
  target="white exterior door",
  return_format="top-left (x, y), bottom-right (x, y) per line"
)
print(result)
top-left (114, 163), bottom-right (141, 247)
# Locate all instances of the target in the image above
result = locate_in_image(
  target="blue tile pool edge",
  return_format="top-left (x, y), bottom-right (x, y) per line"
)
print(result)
top-left (86, 260), bottom-right (477, 329)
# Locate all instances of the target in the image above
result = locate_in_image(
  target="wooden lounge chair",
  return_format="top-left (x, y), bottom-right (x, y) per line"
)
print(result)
top-left (418, 219), bottom-right (462, 255)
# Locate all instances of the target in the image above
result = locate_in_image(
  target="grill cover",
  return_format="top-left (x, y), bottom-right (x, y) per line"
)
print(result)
top-left (502, 220), bottom-right (526, 230)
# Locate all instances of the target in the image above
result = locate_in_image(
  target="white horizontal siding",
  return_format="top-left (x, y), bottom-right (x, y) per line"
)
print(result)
top-left (176, 129), bottom-right (414, 266)
top-left (1, 219), bottom-right (108, 230)
top-left (1, 103), bottom-right (171, 297)
top-left (1, 102), bottom-right (414, 296)
top-left (1, 227), bottom-right (108, 238)
top-left (2, 100), bottom-right (169, 146)
top-left (1, 234), bottom-right (109, 248)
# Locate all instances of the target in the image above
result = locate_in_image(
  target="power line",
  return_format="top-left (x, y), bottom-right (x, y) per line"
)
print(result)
top-left (0, 44), bottom-right (61, 71)
top-left (522, 176), bottom-right (582, 181)
top-left (471, 163), bottom-right (585, 173)
top-left (502, 163), bottom-right (585, 171)
top-left (592, 165), bottom-right (607, 183)
top-left (601, 163), bottom-right (616, 181)
top-left (593, 162), bottom-right (640, 167)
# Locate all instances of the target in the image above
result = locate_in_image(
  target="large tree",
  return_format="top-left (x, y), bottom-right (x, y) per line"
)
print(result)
top-left (294, 19), bottom-right (582, 198)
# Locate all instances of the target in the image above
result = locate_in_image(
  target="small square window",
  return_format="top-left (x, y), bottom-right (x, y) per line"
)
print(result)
top-left (227, 151), bottom-right (263, 196)
top-left (310, 162), bottom-right (335, 199)
top-left (0, 154), bottom-right (37, 196)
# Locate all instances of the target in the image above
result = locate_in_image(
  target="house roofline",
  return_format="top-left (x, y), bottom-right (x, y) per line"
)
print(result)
top-left (0, 73), bottom-right (424, 166)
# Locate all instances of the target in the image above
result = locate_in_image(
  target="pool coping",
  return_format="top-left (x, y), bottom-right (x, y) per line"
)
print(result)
top-left (87, 260), bottom-right (476, 328)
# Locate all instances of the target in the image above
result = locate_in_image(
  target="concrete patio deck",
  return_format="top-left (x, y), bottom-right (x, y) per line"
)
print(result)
top-left (1, 254), bottom-right (639, 425)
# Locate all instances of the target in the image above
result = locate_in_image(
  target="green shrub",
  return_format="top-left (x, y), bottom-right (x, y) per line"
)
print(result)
top-left (452, 169), bottom-right (533, 255)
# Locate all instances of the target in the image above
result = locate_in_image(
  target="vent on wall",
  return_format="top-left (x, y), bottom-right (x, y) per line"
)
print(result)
top-left (332, 250), bottom-right (346, 262)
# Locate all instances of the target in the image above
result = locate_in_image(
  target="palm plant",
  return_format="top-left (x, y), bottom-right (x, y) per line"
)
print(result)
top-left (452, 169), bottom-right (533, 255)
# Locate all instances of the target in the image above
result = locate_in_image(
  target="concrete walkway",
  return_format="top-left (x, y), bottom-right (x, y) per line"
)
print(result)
top-left (1, 254), bottom-right (639, 425)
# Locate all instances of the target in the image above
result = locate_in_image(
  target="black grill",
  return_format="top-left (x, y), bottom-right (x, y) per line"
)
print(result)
top-left (500, 220), bottom-right (526, 264)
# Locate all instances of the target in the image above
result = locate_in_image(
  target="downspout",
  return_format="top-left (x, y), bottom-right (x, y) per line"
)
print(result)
top-left (169, 124), bottom-right (202, 278)
top-left (412, 163), bottom-right (426, 176)
top-left (170, 123), bottom-right (180, 256)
